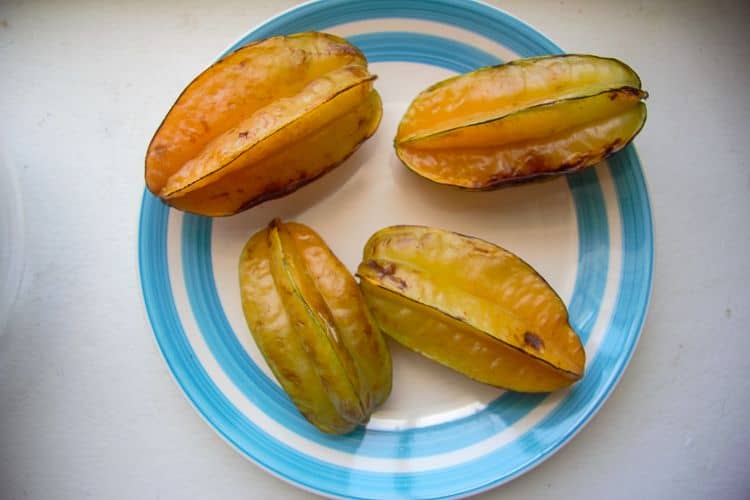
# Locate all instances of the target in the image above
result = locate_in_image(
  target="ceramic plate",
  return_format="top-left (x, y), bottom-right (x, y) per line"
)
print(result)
top-left (0, 153), bottom-right (24, 334)
top-left (139, 0), bottom-right (653, 497)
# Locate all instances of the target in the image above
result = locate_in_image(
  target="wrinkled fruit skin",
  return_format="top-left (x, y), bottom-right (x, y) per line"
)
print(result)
top-left (239, 219), bottom-right (392, 434)
top-left (395, 54), bottom-right (648, 189)
top-left (357, 225), bottom-right (585, 393)
top-left (146, 32), bottom-right (382, 216)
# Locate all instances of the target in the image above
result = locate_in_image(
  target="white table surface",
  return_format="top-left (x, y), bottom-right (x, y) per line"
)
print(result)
top-left (1, 0), bottom-right (748, 498)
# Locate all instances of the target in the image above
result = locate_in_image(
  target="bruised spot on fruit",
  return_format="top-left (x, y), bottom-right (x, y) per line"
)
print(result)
top-left (610, 86), bottom-right (647, 102)
top-left (209, 191), bottom-right (230, 200)
top-left (366, 260), bottom-right (407, 290)
top-left (391, 276), bottom-right (408, 290)
top-left (560, 153), bottom-right (595, 171)
top-left (236, 182), bottom-right (283, 211)
top-left (522, 151), bottom-right (547, 173)
top-left (239, 131), bottom-right (249, 139)
top-left (602, 138), bottom-right (624, 158)
top-left (470, 244), bottom-right (491, 255)
top-left (337, 44), bottom-right (361, 57)
top-left (360, 323), bottom-right (374, 339)
top-left (280, 369), bottom-right (302, 387)
top-left (621, 86), bottom-right (646, 98)
top-left (524, 331), bottom-right (544, 351)
top-left (289, 47), bottom-right (310, 67)
top-left (367, 260), bottom-right (396, 277)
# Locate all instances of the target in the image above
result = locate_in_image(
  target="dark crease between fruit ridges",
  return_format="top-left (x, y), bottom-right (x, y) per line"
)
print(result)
top-left (362, 225), bottom-right (576, 314)
top-left (358, 277), bottom-right (583, 381)
top-left (270, 224), bottom-right (367, 423)
top-left (277, 221), bottom-right (369, 408)
top-left (144, 32), bottom-right (368, 193)
top-left (167, 90), bottom-right (382, 216)
top-left (162, 75), bottom-right (377, 198)
top-left (397, 86), bottom-right (647, 146)
top-left (396, 104), bottom-right (646, 189)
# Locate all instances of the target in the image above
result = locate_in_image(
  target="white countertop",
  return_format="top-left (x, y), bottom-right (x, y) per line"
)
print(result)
top-left (1, 0), bottom-right (748, 498)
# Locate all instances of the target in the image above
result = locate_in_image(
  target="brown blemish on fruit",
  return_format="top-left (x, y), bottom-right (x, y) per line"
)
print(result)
top-left (621, 86), bottom-right (646, 98)
top-left (367, 260), bottom-right (395, 277)
top-left (239, 131), bottom-right (249, 139)
top-left (367, 260), bottom-right (407, 290)
top-left (559, 152), bottom-right (596, 171)
top-left (524, 331), bottom-right (544, 351)
top-left (391, 277), bottom-right (408, 290)
top-left (523, 151), bottom-right (548, 173)
top-left (213, 129), bottom-right (370, 215)
top-left (602, 138), bottom-right (624, 158)
top-left (338, 44), bottom-right (361, 57)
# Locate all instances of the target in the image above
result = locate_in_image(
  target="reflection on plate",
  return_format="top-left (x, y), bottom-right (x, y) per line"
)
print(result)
top-left (138, 0), bottom-right (653, 497)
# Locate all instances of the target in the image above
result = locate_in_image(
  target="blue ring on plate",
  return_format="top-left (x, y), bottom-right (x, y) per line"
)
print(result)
top-left (139, 0), bottom-right (653, 497)
top-left (180, 30), bottom-right (608, 458)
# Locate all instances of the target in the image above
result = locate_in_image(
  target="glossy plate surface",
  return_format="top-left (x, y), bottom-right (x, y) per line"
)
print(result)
top-left (139, 1), bottom-right (653, 497)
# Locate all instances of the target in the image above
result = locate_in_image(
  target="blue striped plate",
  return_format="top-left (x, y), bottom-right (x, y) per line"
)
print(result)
top-left (138, 0), bottom-right (653, 497)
